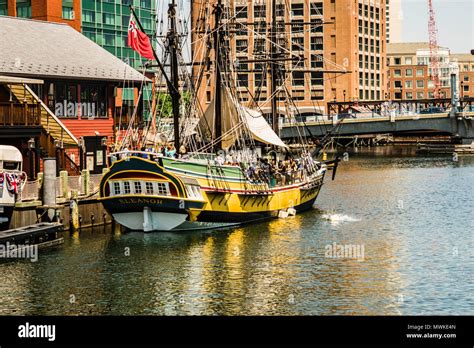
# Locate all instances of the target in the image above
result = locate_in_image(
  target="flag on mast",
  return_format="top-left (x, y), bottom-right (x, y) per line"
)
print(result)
top-left (128, 15), bottom-right (155, 60)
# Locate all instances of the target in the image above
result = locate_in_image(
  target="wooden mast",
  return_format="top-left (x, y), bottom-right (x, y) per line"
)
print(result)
top-left (168, 0), bottom-right (181, 152)
top-left (213, 0), bottom-right (223, 151)
top-left (270, 0), bottom-right (279, 135)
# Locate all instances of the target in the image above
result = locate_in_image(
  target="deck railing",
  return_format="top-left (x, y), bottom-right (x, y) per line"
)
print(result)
top-left (0, 102), bottom-right (41, 126)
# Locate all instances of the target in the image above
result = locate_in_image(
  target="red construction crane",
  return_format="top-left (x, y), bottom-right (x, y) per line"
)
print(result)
top-left (428, 0), bottom-right (441, 98)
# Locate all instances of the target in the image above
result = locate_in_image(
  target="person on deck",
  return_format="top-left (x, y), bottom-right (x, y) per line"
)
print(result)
top-left (179, 144), bottom-right (187, 158)
top-left (165, 144), bottom-right (177, 158)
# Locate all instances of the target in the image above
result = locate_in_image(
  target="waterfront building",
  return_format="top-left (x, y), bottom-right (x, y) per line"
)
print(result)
top-left (192, 0), bottom-right (388, 117)
top-left (387, 42), bottom-right (458, 100)
top-left (451, 54), bottom-right (474, 98)
top-left (385, 0), bottom-right (402, 43)
top-left (0, 16), bottom-right (147, 178)
top-left (0, 0), bottom-right (155, 71)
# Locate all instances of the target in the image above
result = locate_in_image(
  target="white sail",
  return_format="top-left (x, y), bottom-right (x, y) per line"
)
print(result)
top-left (241, 106), bottom-right (288, 148)
top-left (201, 88), bottom-right (287, 149)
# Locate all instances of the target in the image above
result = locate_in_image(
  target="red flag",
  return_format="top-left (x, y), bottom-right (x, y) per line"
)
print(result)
top-left (128, 16), bottom-right (155, 60)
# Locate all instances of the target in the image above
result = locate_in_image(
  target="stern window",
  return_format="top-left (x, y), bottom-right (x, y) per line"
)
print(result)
top-left (134, 181), bottom-right (142, 194)
top-left (123, 181), bottom-right (131, 194)
top-left (157, 182), bottom-right (169, 196)
top-left (113, 182), bottom-right (120, 195)
top-left (146, 182), bottom-right (154, 194)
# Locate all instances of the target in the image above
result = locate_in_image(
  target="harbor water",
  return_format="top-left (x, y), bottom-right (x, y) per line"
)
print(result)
top-left (1, 147), bottom-right (473, 315)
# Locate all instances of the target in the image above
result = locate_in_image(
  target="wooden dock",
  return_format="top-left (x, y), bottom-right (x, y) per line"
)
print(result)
top-left (0, 222), bottom-right (64, 248)
top-left (417, 143), bottom-right (474, 155)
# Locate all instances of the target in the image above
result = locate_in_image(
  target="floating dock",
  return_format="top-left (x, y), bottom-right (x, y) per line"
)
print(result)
top-left (417, 142), bottom-right (474, 155)
top-left (0, 222), bottom-right (64, 248)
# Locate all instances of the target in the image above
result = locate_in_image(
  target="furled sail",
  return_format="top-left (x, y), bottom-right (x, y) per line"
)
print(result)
top-left (200, 88), bottom-right (287, 149)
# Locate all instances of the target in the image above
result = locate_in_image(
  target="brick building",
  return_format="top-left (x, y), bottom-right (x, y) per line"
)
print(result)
top-left (192, 0), bottom-right (388, 117)
top-left (387, 42), bottom-right (457, 100)
top-left (451, 54), bottom-right (474, 98)
top-left (0, 0), bottom-right (81, 31)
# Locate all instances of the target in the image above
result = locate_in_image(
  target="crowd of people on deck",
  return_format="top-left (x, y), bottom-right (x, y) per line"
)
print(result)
top-left (242, 156), bottom-right (319, 187)
top-left (113, 143), bottom-right (319, 187)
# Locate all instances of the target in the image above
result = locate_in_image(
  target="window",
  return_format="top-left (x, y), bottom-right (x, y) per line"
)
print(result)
top-left (62, 0), bottom-right (74, 19)
top-left (83, 30), bottom-right (96, 41)
top-left (237, 74), bottom-right (248, 87)
top-left (463, 85), bottom-right (469, 92)
top-left (405, 69), bottom-right (413, 77)
top-left (157, 182), bottom-right (169, 196)
top-left (123, 182), bottom-right (131, 194)
top-left (113, 182), bottom-right (120, 196)
top-left (291, 3), bottom-right (304, 17)
top-left (394, 69), bottom-right (401, 77)
top-left (405, 57), bottom-right (412, 65)
top-left (405, 92), bottom-right (413, 99)
top-left (79, 84), bottom-right (107, 118)
top-left (292, 37), bottom-right (304, 51)
top-left (236, 6), bottom-right (247, 18)
top-left (53, 82), bottom-right (78, 117)
top-left (417, 92), bottom-right (424, 99)
top-left (394, 81), bottom-right (402, 88)
top-left (291, 19), bottom-right (304, 32)
top-left (416, 80), bottom-right (424, 88)
top-left (311, 54), bottom-right (323, 69)
top-left (104, 34), bottom-right (115, 46)
top-left (140, 0), bottom-right (151, 8)
top-left (276, 4), bottom-right (284, 17)
top-left (310, 2), bottom-right (323, 16)
top-left (0, 0), bottom-right (7, 16)
top-left (310, 36), bottom-right (323, 50)
top-left (145, 182), bottom-right (154, 195)
top-left (292, 72), bottom-right (305, 86)
top-left (142, 18), bottom-right (152, 30)
top-left (134, 182), bottom-right (142, 194)
top-left (405, 80), bottom-right (413, 89)
top-left (463, 76), bottom-right (469, 82)
top-left (236, 39), bottom-right (247, 53)
top-left (416, 69), bottom-right (424, 77)
top-left (254, 5), bottom-right (266, 17)
top-left (103, 13), bottom-right (115, 25)
top-left (16, 0), bottom-right (31, 18)
top-left (311, 72), bottom-right (323, 86)
top-left (83, 10), bottom-right (95, 23)
top-left (394, 57), bottom-right (401, 65)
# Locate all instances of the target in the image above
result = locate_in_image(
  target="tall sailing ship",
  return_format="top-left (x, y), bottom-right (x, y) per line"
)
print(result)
top-left (98, 1), bottom-right (339, 231)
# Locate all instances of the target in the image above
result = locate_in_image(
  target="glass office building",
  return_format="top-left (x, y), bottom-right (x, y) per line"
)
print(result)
top-left (81, 0), bottom-right (155, 71)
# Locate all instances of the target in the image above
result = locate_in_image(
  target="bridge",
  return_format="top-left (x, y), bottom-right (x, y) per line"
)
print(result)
top-left (280, 98), bottom-right (474, 144)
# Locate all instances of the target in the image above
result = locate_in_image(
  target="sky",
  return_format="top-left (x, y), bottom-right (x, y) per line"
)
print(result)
top-left (400, 0), bottom-right (474, 53)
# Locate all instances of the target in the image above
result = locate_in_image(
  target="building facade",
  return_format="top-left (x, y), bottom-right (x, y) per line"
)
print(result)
top-left (81, 0), bottom-right (155, 71)
top-left (451, 54), bottom-right (474, 98)
top-left (192, 0), bottom-right (387, 116)
top-left (0, 0), bottom-right (155, 70)
top-left (0, 16), bottom-right (147, 177)
top-left (0, 0), bottom-right (81, 30)
top-left (387, 42), bottom-right (463, 100)
top-left (385, 0), bottom-right (401, 43)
